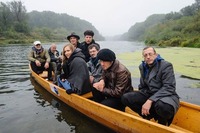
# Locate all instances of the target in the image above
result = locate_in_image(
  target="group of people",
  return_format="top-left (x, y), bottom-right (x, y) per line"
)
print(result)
top-left (28, 30), bottom-right (180, 126)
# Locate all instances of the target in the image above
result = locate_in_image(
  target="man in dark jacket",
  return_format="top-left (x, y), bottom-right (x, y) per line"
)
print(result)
top-left (80, 30), bottom-right (100, 62)
top-left (93, 48), bottom-right (133, 111)
top-left (121, 46), bottom-right (180, 126)
top-left (48, 43), bottom-right (62, 84)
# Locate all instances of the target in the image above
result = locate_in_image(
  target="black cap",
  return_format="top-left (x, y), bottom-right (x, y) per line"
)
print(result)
top-left (84, 30), bottom-right (94, 37)
top-left (97, 49), bottom-right (116, 61)
top-left (67, 32), bottom-right (80, 40)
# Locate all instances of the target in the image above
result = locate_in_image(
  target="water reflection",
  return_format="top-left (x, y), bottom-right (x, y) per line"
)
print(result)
top-left (0, 42), bottom-right (199, 133)
top-left (30, 76), bottom-right (115, 133)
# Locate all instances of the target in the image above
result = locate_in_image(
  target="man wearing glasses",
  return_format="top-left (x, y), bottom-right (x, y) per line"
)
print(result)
top-left (121, 46), bottom-right (180, 126)
top-left (28, 41), bottom-right (53, 81)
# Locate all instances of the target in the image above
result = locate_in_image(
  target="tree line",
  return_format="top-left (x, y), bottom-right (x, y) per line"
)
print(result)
top-left (122, 0), bottom-right (200, 48)
top-left (0, 1), bottom-right (104, 44)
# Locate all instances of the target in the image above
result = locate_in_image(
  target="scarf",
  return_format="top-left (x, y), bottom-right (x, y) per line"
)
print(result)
top-left (91, 57), bottom-right (99, 66)
top-left (32, 46), bottom-right (44, 55)
top-left (142, 54), bottom-right (164, 78)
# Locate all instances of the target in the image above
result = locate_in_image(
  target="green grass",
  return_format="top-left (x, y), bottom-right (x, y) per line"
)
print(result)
top-left (117, 47), bottom-right (200, 80)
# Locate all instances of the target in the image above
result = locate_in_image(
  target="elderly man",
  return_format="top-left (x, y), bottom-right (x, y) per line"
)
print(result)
top-left (48, 43), bottom-right (62, 84)
top-left (28, 41), bottom-right (53, 81)
top-left (93, 48), bottom-right (133, 111)
top-left (121, 46), bottom-right (180, 126)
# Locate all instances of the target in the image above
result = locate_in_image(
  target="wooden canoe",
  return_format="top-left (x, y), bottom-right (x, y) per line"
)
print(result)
top-left (29, 67), bottom-right (200, 133)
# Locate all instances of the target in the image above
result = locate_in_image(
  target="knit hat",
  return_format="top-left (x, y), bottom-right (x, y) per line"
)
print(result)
top-left (67, 32), bottom-right (80, 40)
top-left (84, 30), bottom-right (94, 36)
top-left (97, 49), bottom-right (116, 61)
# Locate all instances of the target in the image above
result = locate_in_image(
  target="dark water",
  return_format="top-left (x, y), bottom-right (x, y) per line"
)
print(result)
top-left (0, 41), bottom-right (199, 133)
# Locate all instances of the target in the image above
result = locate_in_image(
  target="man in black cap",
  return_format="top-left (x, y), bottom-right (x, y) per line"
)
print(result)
top-left (92, 48), bottom-right (133, 111)
top-left (67, 32), bottom-right (81, 48)
top-left (80, 30), bottom-right (99, 62)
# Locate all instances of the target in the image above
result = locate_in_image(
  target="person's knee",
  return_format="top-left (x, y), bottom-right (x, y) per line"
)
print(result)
top-left (155, 100), bottom-right (174, 119)
top-left (121, 93), bottom-right (129, 105)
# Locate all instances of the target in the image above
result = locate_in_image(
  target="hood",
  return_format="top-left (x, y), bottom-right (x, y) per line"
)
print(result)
top-left (68, 48), bottom-right (85, 63)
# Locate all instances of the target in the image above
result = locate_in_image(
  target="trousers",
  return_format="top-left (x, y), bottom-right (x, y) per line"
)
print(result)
top-left (121, 91), bottom-right (175, 125)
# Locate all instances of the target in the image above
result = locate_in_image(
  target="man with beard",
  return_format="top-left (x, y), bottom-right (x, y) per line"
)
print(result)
top-left (28, 41), bottom-right (53, 81)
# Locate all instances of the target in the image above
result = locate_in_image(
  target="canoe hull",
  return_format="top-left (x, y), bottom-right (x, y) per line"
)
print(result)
top-left (30, 68), bottom-right (200, 133)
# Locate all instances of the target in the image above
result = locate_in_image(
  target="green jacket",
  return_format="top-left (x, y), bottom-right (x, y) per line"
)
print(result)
top-left (28, 48), bottom-right (50, 63)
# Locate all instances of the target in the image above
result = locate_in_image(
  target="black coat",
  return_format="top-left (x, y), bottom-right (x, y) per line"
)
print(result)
top-left (80, 40), bottom-right (99, 62)
top-left (62, 48), bottom-right (91, 95)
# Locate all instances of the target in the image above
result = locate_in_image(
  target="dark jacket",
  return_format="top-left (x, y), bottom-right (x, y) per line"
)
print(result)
top-left (87, 58), bottom-right (103, 83)
top-left (80, 40), bottom-right (99, 62)
top-left (102, 60), bottom-right (133, 98)
top-left (138, 55), bottom-right (180, 114)
top-left (62, 48), bottom-right (91, 95)
top-left (48, 48), bottom-right (60, 62)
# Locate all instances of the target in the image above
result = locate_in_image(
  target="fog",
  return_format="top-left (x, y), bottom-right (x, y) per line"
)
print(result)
top-left (2, 0), bottom-right (195, 36)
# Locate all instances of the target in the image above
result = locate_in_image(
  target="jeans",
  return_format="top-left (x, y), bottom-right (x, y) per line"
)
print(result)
top-left (57, 78), bottom-right (71, 90)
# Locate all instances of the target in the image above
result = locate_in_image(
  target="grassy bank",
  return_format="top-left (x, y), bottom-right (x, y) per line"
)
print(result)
top-left (117, 47), bottom-right (200, 80)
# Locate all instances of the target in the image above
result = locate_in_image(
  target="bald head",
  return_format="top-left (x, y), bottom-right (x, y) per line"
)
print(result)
top-left (50, 43), bottom-right (57, 53)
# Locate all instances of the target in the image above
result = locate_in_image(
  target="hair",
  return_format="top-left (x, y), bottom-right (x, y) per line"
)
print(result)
top-left (84, 30), bottom-right (94, 36)
top-left (88, 44), bottom-right (100, 51)
top-left (142, 46), bottom-right (156, 54)
top-left (62, 43), bottom-right (75, 63)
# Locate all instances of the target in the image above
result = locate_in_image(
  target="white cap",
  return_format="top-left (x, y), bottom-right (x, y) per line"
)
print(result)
top-left (33, 41), bottom-right (41, 45)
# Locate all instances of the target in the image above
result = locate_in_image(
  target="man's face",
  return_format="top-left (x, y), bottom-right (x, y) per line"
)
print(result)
top-left (142, 47), bottom-right (157, 65)
top-left (84, 35), bottom-right (93, 44)
top-left (89, 47), bottom-right (98, 58)
top-left (51, 45), bottom-right (57, 53)
top-left (70, 37), bottom-right (78, 46)
top-left (35, 44), bottom-right (41, 50)
top-left (99, 60), bottom-right (112, 70)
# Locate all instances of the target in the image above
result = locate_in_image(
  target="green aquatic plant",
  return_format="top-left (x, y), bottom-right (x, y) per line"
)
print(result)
top-left (117, 47), bottom-right (200, 80)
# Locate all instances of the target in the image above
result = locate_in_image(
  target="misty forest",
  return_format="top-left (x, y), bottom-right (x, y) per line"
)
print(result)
top-left (0, 0), bottom-right (200, 47)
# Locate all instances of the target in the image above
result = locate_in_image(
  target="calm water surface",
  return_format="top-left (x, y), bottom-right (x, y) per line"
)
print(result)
top-left (0, 41), bottom-right (199, 133)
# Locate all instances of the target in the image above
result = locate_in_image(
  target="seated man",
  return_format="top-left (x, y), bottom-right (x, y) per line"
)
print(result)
top-left (28, 41), bottom-right (53, 81)
top-left (93, 49), bottom-right (133, 111)
top-left (48, 43), bottom-right (62, 84)
top-left (121, 46), bottom-right (180, 126)
top-left (87, 44), bottom-right (102, 84)
top-left (87, 44), bottom-right (103, 100)
top-left (80, 30), bottom-right (100, 62)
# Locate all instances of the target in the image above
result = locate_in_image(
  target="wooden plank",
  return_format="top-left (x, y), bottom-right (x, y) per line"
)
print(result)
top-left (30, 68), bottom-right (200, 133)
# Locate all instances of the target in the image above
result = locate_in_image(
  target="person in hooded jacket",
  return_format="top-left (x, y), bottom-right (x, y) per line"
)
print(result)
top-left (80, 30), bottom-right (100, 62)
top-left (121, 46), bottom-right (180, 126)
top-left (57, 43), bottom-right (91, 95)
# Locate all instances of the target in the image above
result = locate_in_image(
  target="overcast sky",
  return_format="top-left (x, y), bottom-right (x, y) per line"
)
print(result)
top-left (2, 0), bottom-right (195, 36)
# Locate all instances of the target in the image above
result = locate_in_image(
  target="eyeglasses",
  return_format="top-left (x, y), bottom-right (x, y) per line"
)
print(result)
top-left (36, 44), bottom-right (41, 46)
top-left (143, 53), bottom-right (155, 58)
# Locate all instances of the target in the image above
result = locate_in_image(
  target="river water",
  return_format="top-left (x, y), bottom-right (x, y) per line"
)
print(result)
top-left (0, 41), bottom-right (199, 133)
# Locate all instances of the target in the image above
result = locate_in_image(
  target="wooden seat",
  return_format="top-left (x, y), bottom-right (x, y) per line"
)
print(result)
top-left (81, 92), bottom-right (93, 99)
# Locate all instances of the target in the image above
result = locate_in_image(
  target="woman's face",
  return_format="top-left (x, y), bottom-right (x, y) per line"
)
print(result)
top-left (64, 46), bottom-right (73, 58)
